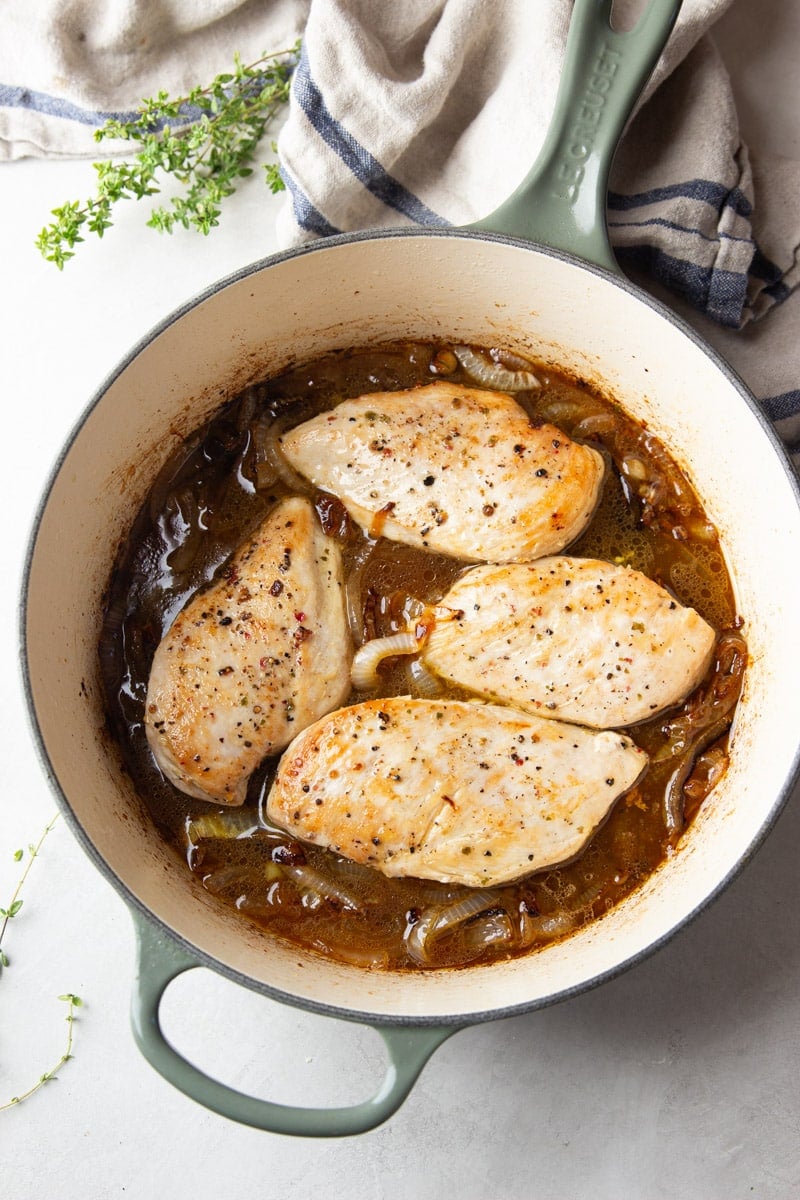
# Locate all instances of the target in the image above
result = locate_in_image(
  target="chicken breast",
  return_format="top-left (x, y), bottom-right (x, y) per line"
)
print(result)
top-left (145, 496), bottom-right (351, 805)
top-left (267, 697), bottom-right (647, 887)
top-left (421, 558), bottom-right (717, 728)
top-left (279, 382), bottom-right (604, 562)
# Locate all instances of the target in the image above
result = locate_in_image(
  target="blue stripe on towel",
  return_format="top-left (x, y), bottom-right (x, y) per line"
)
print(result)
top-left (748, 249), bottom-right (792, 305)
top-left (0, 82), bottom-right (201, 129)
top-left (608, 181), bottom-right (752, 219)
top-left (292, 47), bottom-right (448, 228)
top-left (749, 248), bottom-right (784, 285)
top-left (614, 244), bottom-right (748, 327)
top-left (761, 391), bottom-right (800, 422)
top-left (0, 82), bottom-right (138, 126)
top-left (281, 169), bottom-right (340, 237)
top-left (608, 214), bottom-right (755, 247)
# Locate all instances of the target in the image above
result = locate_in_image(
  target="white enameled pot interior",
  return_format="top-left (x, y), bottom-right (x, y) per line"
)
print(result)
top-left (25, 231), bottom-right (800, 1023)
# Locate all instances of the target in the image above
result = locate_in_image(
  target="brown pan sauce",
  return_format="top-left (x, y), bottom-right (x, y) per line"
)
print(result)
top-left (100, 341), bottom-right (745, 970)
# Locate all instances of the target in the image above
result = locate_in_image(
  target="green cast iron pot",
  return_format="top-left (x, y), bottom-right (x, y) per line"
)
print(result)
top-left (22, 0), bottom-right (800, 1136)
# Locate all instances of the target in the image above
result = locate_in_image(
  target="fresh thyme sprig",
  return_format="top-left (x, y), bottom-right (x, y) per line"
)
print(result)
top-left (36, 41), bottom-right (300, 268)
top-left (0, 994), bottom-right (82, 1112)
top-left (1, 816), bottom-right (83, 1111)
top-left (0, 814), bottom-right (59, 966)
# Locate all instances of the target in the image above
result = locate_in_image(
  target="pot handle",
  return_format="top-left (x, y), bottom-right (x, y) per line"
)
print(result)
top-left (129, 909), bottom-right (454, 1137)
top-left (466, 0), bottom-right (682, 273)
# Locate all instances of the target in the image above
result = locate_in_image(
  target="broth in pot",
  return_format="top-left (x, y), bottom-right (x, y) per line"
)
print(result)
top-left (100, 340), bottom-right (745, 971)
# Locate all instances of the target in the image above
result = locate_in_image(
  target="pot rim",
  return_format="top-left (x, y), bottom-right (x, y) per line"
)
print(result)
top-left (19, 225), bottom-right (800, 1028)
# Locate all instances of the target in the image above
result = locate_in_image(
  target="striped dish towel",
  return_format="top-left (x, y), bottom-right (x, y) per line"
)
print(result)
top-left (1, 0), bottom-right (798, 462)
top-left (277, 0), bottom-right (796, 330)
top-left (275, 0), bottom-right (800, 463)
top-left (0, 1), bottom-right (308, 159)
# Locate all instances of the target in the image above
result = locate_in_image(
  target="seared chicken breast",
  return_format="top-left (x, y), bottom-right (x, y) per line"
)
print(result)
top-left (421, 558), bottom-right (716, 728)
top-left (279, 382), bottom-right (604, 562)
top-left (268, 697), bottom-right (647, 887)
top-left (145, 496), bottom-right (350, 805)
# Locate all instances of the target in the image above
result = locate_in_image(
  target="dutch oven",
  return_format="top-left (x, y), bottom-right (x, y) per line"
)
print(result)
top-left (21, 0), bottom-right (800, 1135)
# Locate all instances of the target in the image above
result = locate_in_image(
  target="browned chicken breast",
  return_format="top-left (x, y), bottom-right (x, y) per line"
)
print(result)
top-left (145, 496), bottom-right (350, 805)
top-left (279, 382), bottom-right (604, 562)
top-left (420, 558), bottom-right (716, 728)
top-left (268, 697), bottom-right (647, 887)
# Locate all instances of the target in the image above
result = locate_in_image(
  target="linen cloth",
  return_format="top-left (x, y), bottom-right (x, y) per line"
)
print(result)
top-left (1, 0), bottom-right (798, 461)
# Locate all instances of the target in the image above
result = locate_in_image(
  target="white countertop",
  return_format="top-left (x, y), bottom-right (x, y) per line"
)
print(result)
top-left (2, 4), bottom-right (799, 1197)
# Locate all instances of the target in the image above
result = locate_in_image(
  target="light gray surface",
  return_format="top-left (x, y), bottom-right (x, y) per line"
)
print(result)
top-left (2, 4), bottom-right (799, 1196)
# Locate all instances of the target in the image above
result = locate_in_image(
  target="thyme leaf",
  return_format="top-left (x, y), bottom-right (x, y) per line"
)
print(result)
top-left (0, 815), bottom-right (59, 958)
top-left (0, 994), bottom-right (83, 1112)
top-left (1, 816), bottom-right (83, 1112)
top-left (35, 42), bottom-right (300, 268)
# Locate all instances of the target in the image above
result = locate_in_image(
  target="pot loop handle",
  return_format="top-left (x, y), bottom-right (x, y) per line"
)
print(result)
top-left (466, 0), bottom-right (683, 275)
top-left (130, 909), bottom-right (454, 1137)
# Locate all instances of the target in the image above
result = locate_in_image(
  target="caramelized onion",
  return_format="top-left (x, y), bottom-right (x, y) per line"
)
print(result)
top-left (453, 345), bottom-right (540, 391)
top-left (186, 810), bottom-right (261, 846)
top-left (281, 862), bottom-right (362, 912)
top-left (408, 657), bottom-right (445, 697)
top-left (534, 395), bottom-right (608, 430)
top-left (461, 909), bottom-right (516, 958)
top-left (518, 906), bottom-right (581, 946)
top-left (351, 631), bottom-right (422, 690)
top-left (201, 866), bottom-right (248, 898)
top-left (655, 631), bottom-right (747, 765)
top-left (252, 412), bottom-right (314, 495)
top-left (684, 743), bottom-right (729, 804)
top-left (656, 629), bottom-right (747, 835)
top-left (534, 398), bottom-right (587, 427)
top-left (621, 455), bottom-right (648, 482)
top-left (429, 348), bottom-right (458, 376)
top-left (571, 412), bottom-right (617, 439)
top-left (328, 855), bottom-right (383, 884)
top-left (662, 715), bottom-right (732, 834)
top-left (327, 943), bottom-right (392, 970)
top-left (343, 538), bottom-right (380, 644)
top-left (405, 889), bottom-right (504, 965)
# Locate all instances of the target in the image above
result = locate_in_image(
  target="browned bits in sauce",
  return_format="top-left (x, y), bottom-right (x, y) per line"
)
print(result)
top-left (99, 340), bottom-right (745, 972)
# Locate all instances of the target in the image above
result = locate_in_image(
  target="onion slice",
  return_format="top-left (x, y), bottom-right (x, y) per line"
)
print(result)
top-left (517, 907), bottom-right (580, 947)
top-left (571, 412), bottom-right (617, 439)
top-left (350, 631), bottom-right (422, 690)
top-left (343, 537), bottom-right (380, 645)
top-left (405, 889), bottom-right (504, 965)
top-left (252, 412), bottom-right (314, 495)
top-left (461, 909), bottom-right (516, 957)
top-left (201, 867), bottom-right (248, 898)
top-left (186, 810), bottom-right (261, 846)
top-left (351, 601), bottom-right (465, 689)
top-left (281, 862), bottom-right (362, 912)
top-left (454, 345), bottom-right (540, 391)
top-left (408, 657), bottom-right (445, 697)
